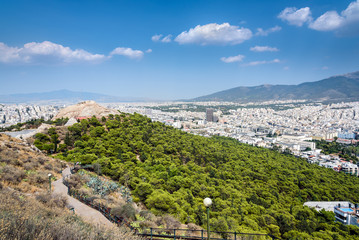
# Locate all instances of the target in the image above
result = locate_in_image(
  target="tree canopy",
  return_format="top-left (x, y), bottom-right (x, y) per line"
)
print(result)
top-left (52, 113), bottom-right (359, 239)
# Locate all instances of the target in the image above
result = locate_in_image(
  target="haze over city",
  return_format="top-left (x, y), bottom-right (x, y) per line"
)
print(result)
top-left (1, 0), bottom-right (359, 100)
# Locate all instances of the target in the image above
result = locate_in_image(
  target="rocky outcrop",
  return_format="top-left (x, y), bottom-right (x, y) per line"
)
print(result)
top-left (52, 101), bottom-right (118, 120)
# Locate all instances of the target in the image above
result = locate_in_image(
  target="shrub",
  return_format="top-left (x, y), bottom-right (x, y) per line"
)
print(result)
top-left (12, 158), bottom-right (23, 167)
top-left (66, 174), bottom-right (83, 189)
top-left (36, 193), bottom-right (68, 208)
top-left (162, 214), bottom-right (181, 229)
top-left (28, 172), bottom-right (48, 187)
top-left (139, 220), bottom-right (157, 229)
top-left (111, 203), bottom-right (136, 221)
top-left (0, 157), bottom-right (10, 164)
top-left (44, 163), bottom-right (53, 170)
top-left (36, 192), bottom-right (51, 204)
top-left (23, 161), bottom-right (39, 171)
top-left (1, 166), bottom-right (26, 183)
top-left (38, 157), bottom-right (46, 165)
top-left (187, 223), bottom-right (201, 231)
top-left (22, 157), bottom-right (32, 163)
top-left (139, 210), bottom-right (155, 221)
top-left (51, 193), bottom-right (68, 208)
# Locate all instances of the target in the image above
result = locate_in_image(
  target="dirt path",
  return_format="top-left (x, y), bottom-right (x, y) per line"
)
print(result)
top-left (52, 167), bottom-right (115, 229)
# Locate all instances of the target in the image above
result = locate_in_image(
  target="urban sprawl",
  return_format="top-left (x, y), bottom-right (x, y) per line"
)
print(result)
top-left (2, 100), bottom-right (359, 177)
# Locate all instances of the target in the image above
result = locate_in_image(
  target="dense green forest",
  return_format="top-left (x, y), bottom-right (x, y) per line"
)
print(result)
top-left (37, 113), bottom-right (359, 239)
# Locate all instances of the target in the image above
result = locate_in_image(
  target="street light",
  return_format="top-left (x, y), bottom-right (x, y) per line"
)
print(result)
top-left (48, 173), bottom-right (52, 192)
top-left (203, 197), bottom-right (212, 240)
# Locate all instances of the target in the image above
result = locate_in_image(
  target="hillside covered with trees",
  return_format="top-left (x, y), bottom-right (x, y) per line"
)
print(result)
top-left (40, 113), bottom-right (359, 239)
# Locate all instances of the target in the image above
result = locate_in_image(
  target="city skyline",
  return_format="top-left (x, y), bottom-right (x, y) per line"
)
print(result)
top-left (1, 0), bottom-right (359, 100)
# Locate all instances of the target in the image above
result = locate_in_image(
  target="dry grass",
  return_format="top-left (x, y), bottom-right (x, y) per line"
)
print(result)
top-left (0, 188), bottom-right (142, 240)
top-left (0, 133), bottom-right (65, 192)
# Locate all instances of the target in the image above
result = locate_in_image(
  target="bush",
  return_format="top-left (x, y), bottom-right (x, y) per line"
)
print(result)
top-left (66, 174), bottom-right (83, 189)
top-left (0, 157), bottom-right (11, 164)
top-left (139, 220), bottom-right (157, 229)
top-left (44, 163), bottom-right (53, 170)
top-left (1, 166), bottom-right (26, 183)
top-left (12, 158), bottom-right (23, 167)
top-left (36, 193), bottom-right (68, 208)
top-left (22, 157), bottom-right (32, 163)
top-left (23, 161), bottom-right (39, 171)
top-left (187, 223), bottom-right (201, 231)
top-left (139, 210), bottom-right (155, 221)
top-left (36, 192), bottom-right (52, 204)
top-left (38, 157), bottom-right (46, 165)
top-left (111, 203), bottom-right (136, 221)
top-left (28, 172), bottom-right (48, 187)
top-left (162, 214), bottom-right (181, 229)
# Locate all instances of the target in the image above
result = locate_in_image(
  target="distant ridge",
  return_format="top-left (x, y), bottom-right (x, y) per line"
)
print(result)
top-left (192, 71), bottom-right (359, 102)
top-left (0, 89), bottom-right (150, 104)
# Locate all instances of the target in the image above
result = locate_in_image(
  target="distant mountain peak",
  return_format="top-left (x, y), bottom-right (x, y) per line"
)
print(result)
top-left (192, 71), bottom-right (359, 102)
top-left (340, 71), bottom-right (359, 79)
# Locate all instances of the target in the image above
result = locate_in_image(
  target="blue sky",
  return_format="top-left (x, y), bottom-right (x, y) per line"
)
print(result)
top-left (1, 0), bottom-right (359, 100)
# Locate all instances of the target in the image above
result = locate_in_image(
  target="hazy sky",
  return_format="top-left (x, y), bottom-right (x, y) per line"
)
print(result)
top-left (1, 0), bottom-right (359, 100)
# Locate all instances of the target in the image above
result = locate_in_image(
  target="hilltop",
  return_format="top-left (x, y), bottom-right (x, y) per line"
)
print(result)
top-left (193, 71), bottom-right (359, 102)
top-left (52, 100), bottom-right (118, 120)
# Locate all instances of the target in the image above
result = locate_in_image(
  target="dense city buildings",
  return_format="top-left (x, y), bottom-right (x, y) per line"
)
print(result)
top-left (0, 104), bottom-right (61, 127)
top-left (2, 100), bottom-right (359, 176)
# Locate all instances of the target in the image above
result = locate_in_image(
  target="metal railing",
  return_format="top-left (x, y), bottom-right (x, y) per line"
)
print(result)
top-left (134, 227), bottom-right (276, 240)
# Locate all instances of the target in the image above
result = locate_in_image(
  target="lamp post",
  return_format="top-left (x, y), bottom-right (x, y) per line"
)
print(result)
top-left (48, 173), bottom-right (52, 192)
top-left (203, 197), bottom-right (212, 240)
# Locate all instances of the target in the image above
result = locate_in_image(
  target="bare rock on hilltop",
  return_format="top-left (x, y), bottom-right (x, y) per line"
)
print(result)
top-left (52, 101), bottom-right (118, 120)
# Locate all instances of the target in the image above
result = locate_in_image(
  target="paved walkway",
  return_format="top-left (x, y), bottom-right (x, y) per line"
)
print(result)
top-left (52, 167), bottom-right (115, 229)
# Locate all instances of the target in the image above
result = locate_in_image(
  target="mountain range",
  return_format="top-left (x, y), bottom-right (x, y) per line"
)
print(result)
top-left (0, 89), bottom-right (150, 104)
top-left (1, 71), bottom-right (359, 104)
top-left (193, 71), bottom-right (359, 102)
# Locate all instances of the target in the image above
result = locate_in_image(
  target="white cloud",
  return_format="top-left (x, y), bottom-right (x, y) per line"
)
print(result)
top-left (283, 66), bottom-right (289, 70)
top-left (255, 26), bottom-right (282, 36)
top-left (175, 23), bottom-right (252, 45)
top-left (0, 42), bottom-right (21, 63)
top-left (220, 54), bottom-right (245, 63)
top-left (278, 7), bottom-right (312, 26)
top-left (152, 34), bottom-right (172, 43)
top-left (243, 59), bottom-right (280, 66)
top-left (322, 66), bottom-right (329, 70)
top-left (309, 0), bottom-right (359, 31)
top-left (0, 41), bottom-right (149, 64)
top-left (309, 11), bottom-right (344, 31)
top-left (0, 41), bottom-right (106, 63)
top-left (110, 47), bottom-right (144, 59)
top-left (250, 46), bottom-right (279, 52)
top-left (151, 34), bottom-right (163, 42)
top-left (342, 0), bottom-right (359, 22)
top-left (280, 1), bottom-right (359, 33)
top-left (161, 35), bottom-right (172, 43)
